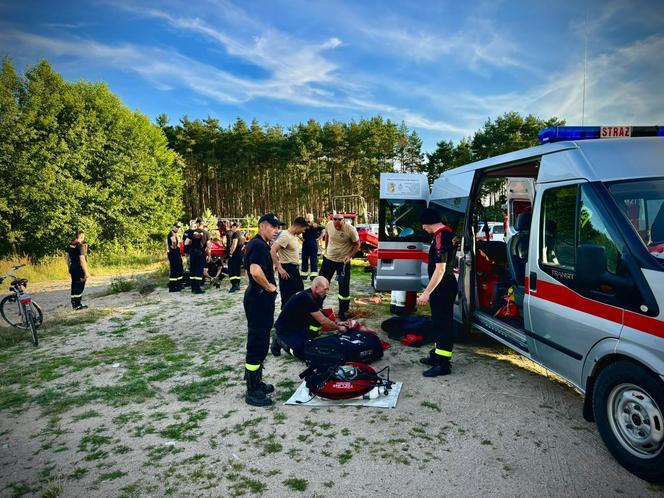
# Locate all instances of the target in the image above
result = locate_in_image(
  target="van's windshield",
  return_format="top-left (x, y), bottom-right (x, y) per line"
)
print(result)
top-left (607, 178), bottom-right (664, 262)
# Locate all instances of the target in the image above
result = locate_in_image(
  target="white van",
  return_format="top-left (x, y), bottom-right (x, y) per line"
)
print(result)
top-left (375, 126), bottom-right (664, 481)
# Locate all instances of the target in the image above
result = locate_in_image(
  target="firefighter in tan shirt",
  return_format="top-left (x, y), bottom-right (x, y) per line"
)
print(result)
top-left (320, 215), bottom-right (360, 320)
top-left (271, 216), bottom-right (308, 309)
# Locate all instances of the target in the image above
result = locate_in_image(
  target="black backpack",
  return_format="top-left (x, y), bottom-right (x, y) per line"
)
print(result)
top-left (303, 330), bottom-right (383, 367)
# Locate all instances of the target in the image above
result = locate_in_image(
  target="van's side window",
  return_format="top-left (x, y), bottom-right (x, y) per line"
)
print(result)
top-left (540, 185), bottom-right (577, 270)
top-left (578, 187), bottom-right (621, 274)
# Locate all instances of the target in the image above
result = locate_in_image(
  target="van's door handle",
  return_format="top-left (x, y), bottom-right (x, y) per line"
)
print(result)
top-left (529, 272), bottom-right (537, 291)
top-left (406, 245), bottom-right (417, 249)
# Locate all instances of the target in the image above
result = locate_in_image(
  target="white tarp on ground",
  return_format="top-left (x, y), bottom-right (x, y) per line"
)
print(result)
top-left (284, 381), bottom-right (402, 408)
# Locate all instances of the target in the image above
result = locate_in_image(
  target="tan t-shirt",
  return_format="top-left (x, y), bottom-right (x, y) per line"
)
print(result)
top-left (275, 230), bottom-right (300, 265)
top-left (324, 221), bottom-right (359, 263)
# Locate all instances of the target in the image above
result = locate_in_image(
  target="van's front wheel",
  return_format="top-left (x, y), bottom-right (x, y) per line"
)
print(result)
top-left (593, 361), bottom-right (664, 482)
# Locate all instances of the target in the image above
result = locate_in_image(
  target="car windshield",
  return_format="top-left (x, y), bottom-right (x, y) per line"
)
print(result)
top-left (607, 178), bottom-right (664, 262)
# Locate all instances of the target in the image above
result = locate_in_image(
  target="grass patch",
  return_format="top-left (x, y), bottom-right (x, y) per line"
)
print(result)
top-left (168, 376), bottom-right (228, 402)
top-left (159, 409), bottom-right (208, 441)
top-left (146, 444), bottom-right (184, 463)
top-left (276, 379), bottom-right (297, 402)
top-left (229, 475), bottom-right (267, 495)
top-left (283, 477), bottom-right (308, 492)
top-left (0, 388), bottom-right (30, 412)
top-left (99, 470), bottom-right (128, 481)
top-left (72, 410), bottom-right (101, 421)
top-left (338, 449), bottom-right (353, 464)
top-left (35, 378), bottom-right (155, 415)
top-left (68, 468), bottom-right (88, 481)
top-left (421, 401), bottom-right (441, 412)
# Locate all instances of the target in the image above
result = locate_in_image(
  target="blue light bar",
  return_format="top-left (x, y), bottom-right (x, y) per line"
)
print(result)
top-left (538, 126), bottom-right (664, 143)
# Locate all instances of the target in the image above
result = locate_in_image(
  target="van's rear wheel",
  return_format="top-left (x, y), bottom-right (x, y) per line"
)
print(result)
top-left (593, 361), bottom-right (664, 482)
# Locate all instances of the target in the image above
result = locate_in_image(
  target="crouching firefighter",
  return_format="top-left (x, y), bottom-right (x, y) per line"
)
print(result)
top-left (66, 230), bottom-right (90, 310)
top-left (417, 208), bottom-right (458, 377)
top-left (271, 276), bottom-right (347, 359)
top-left (243, 213), bottom-right (284, 407)
top-left (167, 222), bottom-right (183, 292)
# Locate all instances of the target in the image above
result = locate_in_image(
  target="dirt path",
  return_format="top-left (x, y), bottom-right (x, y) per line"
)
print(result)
top-left (0, 270), bottom-right (662, 497)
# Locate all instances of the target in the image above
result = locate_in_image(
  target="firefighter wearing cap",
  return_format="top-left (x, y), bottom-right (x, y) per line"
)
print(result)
top-left (300, 213), bottom-right (323, 280)
top-left (417, 207), bottom-right (458, 377)
top-left (66, 230), bottom-right (90, 310)
top-left (185, 218), bottom-right (209, 294)
top-left (271, 216), bottom-right (307, 309)
top-left (228, 223), bottom-right (246, 293)
top-left (320, 216), bottom-right (360, 320)
top-left (167, 222), bottom-right (183, 292)
top-left (243, 213), bottom-right (283, 407)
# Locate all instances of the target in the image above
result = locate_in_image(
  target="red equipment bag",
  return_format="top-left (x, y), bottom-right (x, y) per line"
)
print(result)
top-left (300, 362), bottom-right (393, 400)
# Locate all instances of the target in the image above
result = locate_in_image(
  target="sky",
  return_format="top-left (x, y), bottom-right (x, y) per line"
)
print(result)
top-left (0, 0), bottom-right (662, 152)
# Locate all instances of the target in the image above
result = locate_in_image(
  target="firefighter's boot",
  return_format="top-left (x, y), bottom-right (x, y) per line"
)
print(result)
top-left (419, 348), bottom-right (437, 366)
top-left (270, 335), bottom-right (282, 357)
top-left (257, 366), bottom-right (274, 395)
top-left (422, 357), bottom-right (452, 377)
top-left (244, 369), bottom-right (273, 407)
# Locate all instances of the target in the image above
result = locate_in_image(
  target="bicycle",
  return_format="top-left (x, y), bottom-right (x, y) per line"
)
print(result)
top-left (0, 264), bottom-right (43, 346)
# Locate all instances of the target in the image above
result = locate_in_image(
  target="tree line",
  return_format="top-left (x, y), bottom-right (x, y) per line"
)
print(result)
top-left (0, 58), bottom-right (562, 259)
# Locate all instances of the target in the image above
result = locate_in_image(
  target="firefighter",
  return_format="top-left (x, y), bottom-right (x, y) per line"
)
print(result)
top-left (166, 222), bottom-right (183, 292)
top-left (228, 223), bottom-right (246, 292)
top-left (272, 276), bottom-right (347, 359)
top-left (243, 213), bottom-right (284, 407)
top-left (300, 213), bottom-right (323, 280)
top-left (319, 215), bottom-right (360, 321)
top-left (417, 207), bottom-right (458, 377)
top-left (66, 230), bottom-right (90, 310)
top-left (185, 218), bottom-right (209, 294)
top-left (271, 216), bottom-right (307, 309)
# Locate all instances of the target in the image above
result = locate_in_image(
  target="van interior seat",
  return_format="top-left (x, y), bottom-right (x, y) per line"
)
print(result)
top-left (507, 212), bottom-right (532, 288)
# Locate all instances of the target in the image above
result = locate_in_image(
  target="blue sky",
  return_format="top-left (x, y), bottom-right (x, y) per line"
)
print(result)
top-left (1, 0), bottom-right (662, 151)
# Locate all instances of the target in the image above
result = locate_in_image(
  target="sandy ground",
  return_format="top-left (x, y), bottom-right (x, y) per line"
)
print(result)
top-left (1, 269), bottom-right (663, 498)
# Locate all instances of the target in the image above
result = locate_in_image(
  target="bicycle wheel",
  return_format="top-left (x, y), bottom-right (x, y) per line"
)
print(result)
top-left (28, 301), bottom-right (43, 329)
top-left (0, 295), bottom-right (25, 328)
top-left (25, 306), bottom-right (38, 346)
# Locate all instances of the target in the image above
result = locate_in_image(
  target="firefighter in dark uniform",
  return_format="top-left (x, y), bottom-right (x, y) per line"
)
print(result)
top-left (167, 222), bottom-right (183, 292)
top-left (228, 223), bottom-right (246, 293)
top-left (66, 230), bottom-right (90, 310)
top-left (301, 213), bottom-right (323, 280)
top-left (185, 218), bottom-right (209, 294)
top-left (243, 213), bottom-right (284, 407)
top-left (417, 208), bottom-right (458, 377)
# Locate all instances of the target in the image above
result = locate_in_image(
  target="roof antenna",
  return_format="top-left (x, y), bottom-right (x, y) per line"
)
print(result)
top-left (581, 8), bottom-right (588, 126)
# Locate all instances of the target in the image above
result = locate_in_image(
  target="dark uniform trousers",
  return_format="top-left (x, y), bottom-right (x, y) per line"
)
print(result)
top-left (168, 249), bottom-right (183, 290)
top-left (430, 273), bottom-right (457, 360)
top-left (70, 267), bottom-right (86, 308)
top-left (301, 240), bottom-right (319, 279)
top-left (320, 256), bottom-right (351, 317)
top-left (228, 251), bottom-right (242, 284)
top-left (279, 263), bottom-right (304, 309)
top-left (244, 287), bottom-right (277, 369)
top-left (189, 249), bottom-right (205, 292)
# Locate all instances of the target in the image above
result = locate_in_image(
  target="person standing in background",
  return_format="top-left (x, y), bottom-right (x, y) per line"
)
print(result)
top-left (301, 213), bottom-right (323, 281)
top-left (66, 230), bottom-right (90, 310)
top-left (271, 217), bottom-right (307, 308)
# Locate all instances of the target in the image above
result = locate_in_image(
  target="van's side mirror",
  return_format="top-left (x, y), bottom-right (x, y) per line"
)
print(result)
top-left (576, 244), bottom-right (608, 288)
